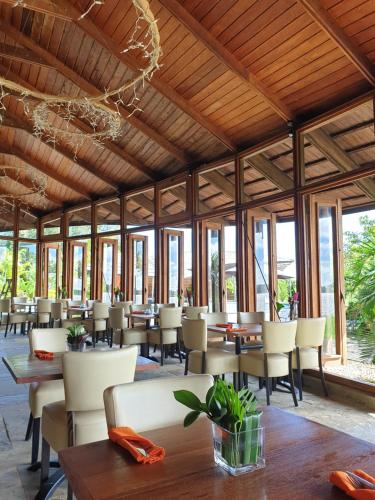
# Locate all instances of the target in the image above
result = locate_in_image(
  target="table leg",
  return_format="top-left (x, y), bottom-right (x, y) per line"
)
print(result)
top-left (35, 469), bottom-right (66, 500)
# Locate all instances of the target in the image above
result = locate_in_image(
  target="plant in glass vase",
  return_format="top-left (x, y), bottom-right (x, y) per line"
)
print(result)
top-left (174, 379), bottom-right (264, 475)
top-left (66, 324), bottom-right (88, 351)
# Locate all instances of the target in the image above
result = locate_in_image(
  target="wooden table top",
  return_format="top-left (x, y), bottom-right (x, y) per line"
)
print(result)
top-left (125, 312), bottom-right (158, 320)
top-left (59, 406), bottom-right (375, 500)
top-left (208, 323), bottom-right (263, 337)
top-left (2, 353), bottom-right (159, 384)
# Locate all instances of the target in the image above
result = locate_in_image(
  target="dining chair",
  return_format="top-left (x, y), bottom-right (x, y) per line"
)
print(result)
top-left (67, 299), bottom-right (84, 319)
top-left (28, 299), bottom-right (52, 328)
top-left (292, 317), bottom-right (328, 400)
top-left (82, 302), bottom-right (109, 347)
top-left (130, 303), bottom-right (150, 328)
top-left (108, 306), bottom-right (147, 350)
top-left (3, 298), bottom-right (28, 336)
top-left (198, 311), bottom-right (234, 347)
top-left (185, 306), bottom-right (208, 319)
top-left (0, 298), bottom-right (9, 327)
top-left (51, 302), bottom-right (67, 327)
top-left (40, 347), bottom-right (138, 489)
top-left (182, 318), bottom-right (239, 383)
top-left (114, 301), bottom-right (132, 327)
top-left (104, 374), bottom-right (213, 432)
top-left (240, 320), bottom-right (298, 406)
top-left (237, 311), bottom-right (265, 324)
top-left (27, 328), bottom-right (68, 467)
top-left (147, 307), bottom-right (183, 365)
top-left (12, 296), bottom-right (27, 312)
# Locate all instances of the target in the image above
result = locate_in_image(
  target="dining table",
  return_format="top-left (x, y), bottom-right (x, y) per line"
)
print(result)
top-left (67, 306), bottom-right (93, 320)
top-left (2, 351), bottom-right (159, 384)
top-left (58, 405), bottom-right (375, 499)
top-left (208, 322), bottom-right (263, 354)
top-left (13, 301), bottom-right (37, 313)
top-left (126, 312), bottom-right (159, 329)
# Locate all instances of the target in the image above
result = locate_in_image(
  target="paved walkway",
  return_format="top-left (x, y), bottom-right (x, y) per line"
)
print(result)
top-left (0, 331), bottom-right (374, 499)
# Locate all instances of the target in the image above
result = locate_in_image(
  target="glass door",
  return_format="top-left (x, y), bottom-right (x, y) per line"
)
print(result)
top-left (202, 222), bottom-right (224, 313)
top-left (69, 242), bottom-right (88, 301)
top-left (254, 219), bottom-right (271, 319)
top-left (43, 243), bottom-right (61, 299)
top-left (161, 229), bottom-right (184, 305)
top-left (98, 238), bottom-right (118, 304)
top-left (127, 235), bottom-right (148, 304)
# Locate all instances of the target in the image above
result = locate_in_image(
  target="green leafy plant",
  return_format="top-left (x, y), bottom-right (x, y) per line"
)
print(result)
top-left (174, 379), bottom-right (257, 431)
top-left (66, 324), bottom-right (86, 343)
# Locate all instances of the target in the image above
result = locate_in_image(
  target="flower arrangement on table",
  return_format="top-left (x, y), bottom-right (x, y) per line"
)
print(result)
top-left (174, 379), bottom-right (264, 475)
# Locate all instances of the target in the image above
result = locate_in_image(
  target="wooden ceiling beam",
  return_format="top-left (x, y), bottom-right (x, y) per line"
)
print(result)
top-left (201, 170), bottom-right (236, 200)
top-left (0, 43), bottom-right (54, 69)
top-left (246, 155), bottom-right (294, 191)
top-left (0, 21), bottom-right (191, 165)
top-left (297, 0), bottom-right (375, 86)
top-left (0, 0), bottom-right (73, 20)
top-left (0, 144), bottom-right (91, 200)
top-left (0, 63), bottom-right (157, 182)
top-left (57, 0), bottom-right (237, 152)
top-left (157, 0), bottom-right (293, 122)
top-left (306, 128), bottom-right (375, 200)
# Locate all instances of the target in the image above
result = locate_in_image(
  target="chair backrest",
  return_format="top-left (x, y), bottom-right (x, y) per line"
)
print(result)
top-left (108, 307), bottom-right (125, 330)
top-left (296, 318), bottom-right (326, 348)
top-left (68, 299), bottom-right (83, 307)
top-left (263, 320), bottom-right (297, 354)
top-left (199, 311), bottom-right (228, 325)
top-left (130, 304), bottom-right (149, 312)
top-left (37, 298), bottom-right (52, 313)
top-left (237, 311), bottom-right (265, 324)
top-left (185, 306), bottom-right (208, 319)
top-left (51, 302), bottom-right (63, 320)
top-left (63, 346), bottom-right (138, 412)
top-left (159, 306), bottom-right (182, 329)
top-left (93, 302), bottom-right (109, 319)
top-left (182, 318), bottom-right (207, 352)
top-left (115, 301), bottom-right (132, 315)
top-left (29, 328), bottom-right (68, 353)
top-left (156, 303), bottom-right (175, 310)
top-left (0, 298), bottom-right (10, 313)
top-left (104, 374), bottom-right (213, 432)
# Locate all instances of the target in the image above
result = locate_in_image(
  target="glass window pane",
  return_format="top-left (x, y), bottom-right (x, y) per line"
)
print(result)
top-left (17, 242), bottom-right (37, 298)
top-left (168, 235), bottom-right (179, 305)
top-left (43, 218), bottom-right (61, 237)
top-left (0, 202), bottom-right (15, 236)
top-left (198, 162), bottom-right (235, 214)
top-left (72, 245), bottom-right (84, 300)
top-left (160, 182), bottom-right (187, 218)
top-left (224, 226), bottom-right (237, 318)
top-left (68, 207), bottom-right (91, 237)
top-left (133, 239), bottom-right (144, 304)
top-left (97, 199), bottom-right (121, 233)
top-left (19, 210), bottom-right (37, 239)
top-left (126, 189), bottom-right (154, 228)
top-left (207, 229), bottom-right (220, 312)
top-left (102, 243), bottom-right (114, 303)
top-left (255, 220), bottom-right (270, 319)
top-left (0, 240), bottom-right (13, 296)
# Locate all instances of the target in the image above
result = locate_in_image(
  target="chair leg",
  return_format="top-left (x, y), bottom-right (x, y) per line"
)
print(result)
top-left (318, 346), bottom-right (329, 397)
top-left (25, 412), bottom-right (33, 441)
top-left (160, 343), bottom-right (164, 366)
top-left (67, 482), bottom-right (73, 500)
top-left (31, 417), bottom-right (40, 465)
top-left (288, 352), bottom-right (298, 407)
top-left (184, 351), bottom-right (189, 375)
top-left (5, 317), bottom-right (9, 337)
top-left (222, 374), bottom-right (225, 381)
top-left (40, 438), bottom-right (50, 486)
top-left (263, 354), bottom-right (270, 405)
top-left (176, 337), bottom-right (183, 363)
top-left (296, 347), bottom-right (303, 401)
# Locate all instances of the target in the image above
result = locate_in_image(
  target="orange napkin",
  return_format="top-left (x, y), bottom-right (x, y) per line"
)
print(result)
top-left (132, 310), bottom-right (146, 315)
top-left (330, 470), bottom-right (375, 499)
top-left (227, 327), bottom-right (247, 333)
top-left (109, 427), bottom-right (165, 464)
top-left (34, 350), bottom-right (54, 361)
top-left (216, 323), bottom-right (231, 328)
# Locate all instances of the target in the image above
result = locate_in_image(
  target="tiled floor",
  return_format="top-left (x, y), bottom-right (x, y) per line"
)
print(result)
top-left (0, 332), bottom-right (374, 499)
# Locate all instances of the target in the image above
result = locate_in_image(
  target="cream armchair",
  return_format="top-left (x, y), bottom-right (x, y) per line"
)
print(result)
top-left (185, 306), bottom-right (208, 319)
top-left (198, 311), bottom-right (235, 350)
top-left (51, 302), bottom-right (67, 327)
top-left (147, 306), bottom-right (183, 365)
top-left (108, 307), bottom-right (147, 355)
top-left (3, 298), bottom-right (28, 336)
top-left (237, 311), bottom-right (264, 324)
top-left (292, 317), bottom-right (328, 400)
top-left (28, 299), bottom-right (52, 328)
top-left (27, 328), bottom-right (68, 467)
top-left (182, 318), bottom-right (239, 385)
top-left (40, 347), bottom-right (138, 488)
top-left (104, 375), bottom-right (213, 432)
top-left (82, 302), bottom-right (109, 347)
top-left (240, 320), bottom-right (298, 406)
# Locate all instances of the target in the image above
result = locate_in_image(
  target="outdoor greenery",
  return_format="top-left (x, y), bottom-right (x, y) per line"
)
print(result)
top-left (344, 216), bottom-right (375, 364)
top-left (17, 243), bottom-right (37, 297)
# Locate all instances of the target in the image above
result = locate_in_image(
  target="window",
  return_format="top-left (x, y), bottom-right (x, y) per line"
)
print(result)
top-left (96, 199), bottom-right (121, 233)
top-left (17, 242), bottom-right (37, 297)
top-left (67, 207), bottom-right (91, 237)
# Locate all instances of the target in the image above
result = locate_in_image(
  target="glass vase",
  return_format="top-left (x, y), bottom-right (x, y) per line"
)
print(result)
top-left (212, 413), bottom-right (265, 476)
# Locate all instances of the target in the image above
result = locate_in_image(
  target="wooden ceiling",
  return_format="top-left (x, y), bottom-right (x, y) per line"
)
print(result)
top-left (0, 0), bottom-right (374, 219)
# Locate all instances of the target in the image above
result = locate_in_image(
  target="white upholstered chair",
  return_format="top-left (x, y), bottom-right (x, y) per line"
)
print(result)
top-left (237, 311), bottom-right (265, 324)
top-left (147, 307), bottom-right (183, 365)
top-left (198, 310), bottom-right (235, 350)
top-left (185, 306), bottom-right (208, 319)
top-left (28, 299), bottom-right (52, 328)
top-left (3, 298), bottom-right (28, 336)
top-left (40, 347), bottom-right (138, 487)
top-left (240, 320), bottom-right (298, 406)
top-left (182, 318), bottom-right (239, 382)
top-left (82, 302), bottom-right (109, 346)
top-left (27, 328), bottom-right (68, 466)
top-left (292, 317), bottom-right (328, 400)
top-left (104, 375), bottom-right (213, 432)
top-left (51, 302), bottom-right (67, 327)
top-left (109, 306), bottom-right (147, 351)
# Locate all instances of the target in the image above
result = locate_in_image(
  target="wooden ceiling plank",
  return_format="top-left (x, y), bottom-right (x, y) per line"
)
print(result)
top-left (0, 143), bottom-right (91, 199)
top-left (246, 154), bottom-right (294, 191)
top-left (0, 43), bottom-right (54, 69)
top-left (306, 128), bottom-right (375, 200)
top-left (157, 0), bottom-right (293, 122)
top-left (0, 0), bottom-right (73, 20)
top-left (0, 20), bottom-right (191, 165)
top-left (297, 0), bottom-right (375, 86)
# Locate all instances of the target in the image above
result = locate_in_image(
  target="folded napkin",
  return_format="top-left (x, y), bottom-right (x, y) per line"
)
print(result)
top-left (132, 310), bottom-right (146, 315)
top-left (226, 327), bottom-right (247, 333)
top-left (34, 350), bottom-right (54, 361)
top-left (216, 323), bottom-right (231, 328)
top-left (109, 427), bottom-right (165, 464)
top-left (330, 470), bottom-right (375, 499)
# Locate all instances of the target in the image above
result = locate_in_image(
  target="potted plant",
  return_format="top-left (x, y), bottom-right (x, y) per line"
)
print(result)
top-left (114, 287), bottom-right (123, 303)
top-left (66, 324), bottom-right (88, 352)
top-left (174, 379), bottom-right (264, 476)
top-left (186, 287), bottom-right (193, 306)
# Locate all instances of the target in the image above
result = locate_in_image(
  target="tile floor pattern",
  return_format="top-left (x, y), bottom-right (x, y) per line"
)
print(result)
top-left (0, 332), bottom-right (374, 499)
